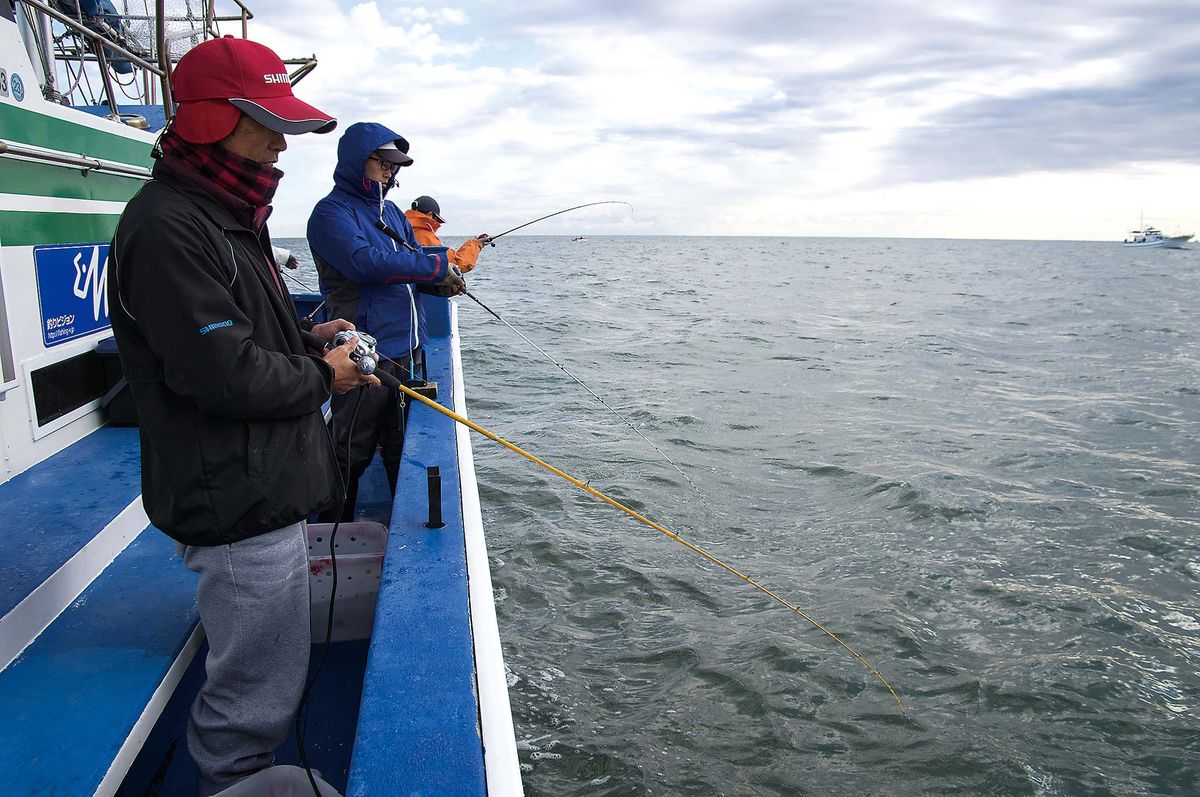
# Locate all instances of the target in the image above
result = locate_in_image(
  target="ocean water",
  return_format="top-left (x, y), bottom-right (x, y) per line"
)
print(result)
top-left (280, 236), bottom-right (1199, 796)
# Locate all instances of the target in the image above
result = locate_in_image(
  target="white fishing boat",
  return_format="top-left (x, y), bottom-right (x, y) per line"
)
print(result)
top-left (0, 1), bottom-right (520, 794)
top-left (1122, 225), bottom-right (1193, 248)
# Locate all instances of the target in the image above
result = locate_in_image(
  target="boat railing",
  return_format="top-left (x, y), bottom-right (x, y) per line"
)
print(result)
top-left (13, 1), bottom-right (314, 128)
top-left (0, 138), bottom-right (153, 177)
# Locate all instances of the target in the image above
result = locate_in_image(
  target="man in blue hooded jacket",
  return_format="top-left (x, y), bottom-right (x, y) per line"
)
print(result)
top-left (308, 122), bottom-right (464, 519)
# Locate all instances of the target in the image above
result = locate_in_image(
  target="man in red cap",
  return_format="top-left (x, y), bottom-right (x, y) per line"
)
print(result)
top-left (109, 36), bottom-right (368, 796)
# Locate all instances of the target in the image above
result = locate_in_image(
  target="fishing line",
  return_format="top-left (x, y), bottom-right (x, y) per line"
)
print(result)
top-left (372, 371), bottom-right (906, 715)
top-left (487, 201), bottom-right (633, 241)
top-left (461, 289), bottom-right (706, 500)
top-left (277, 268), bottom-right (329, 321)
top-left (297, 386), bottom-right (365, 797)
top-left (283, 262), bottom-right (703, 500)
top-left (289, 272), bottom-right (902, 712)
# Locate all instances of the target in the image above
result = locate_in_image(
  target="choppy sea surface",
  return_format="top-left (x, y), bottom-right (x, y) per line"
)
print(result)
top-left (282, 236), bottom-right (1199, 796)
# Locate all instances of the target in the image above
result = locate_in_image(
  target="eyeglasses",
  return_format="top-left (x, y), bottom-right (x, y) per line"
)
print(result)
top-left (367, 155), bottom-right (397, 173)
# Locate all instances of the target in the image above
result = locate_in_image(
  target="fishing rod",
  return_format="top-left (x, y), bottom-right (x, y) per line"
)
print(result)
top-left (278, 269), bottom-right (328, 320)
top-left (303, 311), bottom-right (903, 712)
top-left (462, 289), bottom-right (706, 500)
top-left (486, 201), bottom-right (633, 242)
top-left (365, 366), bottom-right (906, 716)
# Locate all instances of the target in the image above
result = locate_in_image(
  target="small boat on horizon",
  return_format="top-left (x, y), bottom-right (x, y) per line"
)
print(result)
top-left (1122, 226), bottom-right (1193, 248)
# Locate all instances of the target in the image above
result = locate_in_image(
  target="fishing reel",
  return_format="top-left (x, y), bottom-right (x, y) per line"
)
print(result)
top-left (333, 330), bottom-right (379, 376)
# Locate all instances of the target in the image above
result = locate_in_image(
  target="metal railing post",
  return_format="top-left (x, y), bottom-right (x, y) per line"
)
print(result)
top-left (155, 0), bottom-right (174, 118)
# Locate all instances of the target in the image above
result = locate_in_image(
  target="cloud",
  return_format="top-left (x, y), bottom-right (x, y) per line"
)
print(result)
top-left (405, 6), bottom-right (469, 25)
top-left (240, 0), bottom-right (1200, 239)
top-left (880, 78), bottom-right (1200, 185)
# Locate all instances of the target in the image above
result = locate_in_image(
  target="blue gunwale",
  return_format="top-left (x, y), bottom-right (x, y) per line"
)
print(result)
top-left (347, 298), bottom-right (489, 795)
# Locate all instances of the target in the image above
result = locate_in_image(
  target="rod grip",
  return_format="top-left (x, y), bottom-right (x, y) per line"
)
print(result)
top-left (375, 367), bottom-right (401, 389)
top-left (299, 330), bottom-right (327, 351)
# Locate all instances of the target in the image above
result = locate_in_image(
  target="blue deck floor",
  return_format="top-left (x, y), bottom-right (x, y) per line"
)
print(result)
top-left (0, 528), bottom-right (197, 795)
top-left (120, 637), bottom-right (370, 795)
top-left (0, 427), bottom-right (142, 616)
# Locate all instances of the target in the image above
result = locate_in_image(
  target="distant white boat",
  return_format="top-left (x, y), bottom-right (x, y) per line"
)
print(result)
top-left (1122, 226), bottom-right (1193, 248)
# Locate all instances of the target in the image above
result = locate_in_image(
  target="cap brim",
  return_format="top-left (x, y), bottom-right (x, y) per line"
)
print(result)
top-left (432, 212), bottom-right (446, 223)
top-left (229, 96), bottom-right (337, 135)
top-left (375, 151), bottom-right (414, 167)
top-left (172, 99), bottom-right (241, 144)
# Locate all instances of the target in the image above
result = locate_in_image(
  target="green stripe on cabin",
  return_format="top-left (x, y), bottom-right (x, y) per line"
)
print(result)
top-left (0, 210), bottom-right (120, 247)
top-left (0, 158), bottom-right (146, 202)
top-left (0, 103), bottom-right (153, 168)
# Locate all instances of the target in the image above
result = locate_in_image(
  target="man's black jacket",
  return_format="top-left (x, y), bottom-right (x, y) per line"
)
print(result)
top-left (109, 165), bottom-right (343, 546)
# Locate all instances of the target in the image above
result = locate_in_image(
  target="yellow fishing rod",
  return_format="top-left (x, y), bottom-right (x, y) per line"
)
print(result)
top-left (368, 367), bottom-right (906, 716)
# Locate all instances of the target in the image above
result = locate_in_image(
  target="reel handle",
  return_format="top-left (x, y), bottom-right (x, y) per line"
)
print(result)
top-left (301, 329), bottom-right (389, 380)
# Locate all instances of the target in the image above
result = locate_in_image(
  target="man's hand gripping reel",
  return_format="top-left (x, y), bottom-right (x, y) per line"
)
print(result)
top-left (301, 329), bottom-right (428, 396)
top-left (331, 330), bottom-right (380, 377)
top-left (302, 328), bottom-right (388, 382)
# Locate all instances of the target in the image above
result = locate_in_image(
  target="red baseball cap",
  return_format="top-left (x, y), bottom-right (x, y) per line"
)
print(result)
top-left (171, 36), bottom-right (336, 144)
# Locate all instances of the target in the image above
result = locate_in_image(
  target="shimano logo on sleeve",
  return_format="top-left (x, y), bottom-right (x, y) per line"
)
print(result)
top-left (198, 319), bottom-right (234, 335)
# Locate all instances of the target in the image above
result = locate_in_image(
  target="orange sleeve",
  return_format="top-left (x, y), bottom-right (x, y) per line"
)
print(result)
top-left (450, 238), bottom-right (483, 273)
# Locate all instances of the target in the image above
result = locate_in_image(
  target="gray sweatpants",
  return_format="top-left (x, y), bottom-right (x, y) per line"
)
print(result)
top-left (181, 522), bottom-right (311, 794)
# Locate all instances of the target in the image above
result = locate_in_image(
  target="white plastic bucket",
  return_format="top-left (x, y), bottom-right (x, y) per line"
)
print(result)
top-left (307, 521), bottom-right (388, 643)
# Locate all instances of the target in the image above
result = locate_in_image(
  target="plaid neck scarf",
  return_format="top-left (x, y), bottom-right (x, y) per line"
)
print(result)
top-left (156, 131), bottom-right (282, 230)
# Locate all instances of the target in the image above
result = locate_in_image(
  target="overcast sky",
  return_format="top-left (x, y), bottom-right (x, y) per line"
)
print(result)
top-left (245, 0), bottom-right (1200, 240)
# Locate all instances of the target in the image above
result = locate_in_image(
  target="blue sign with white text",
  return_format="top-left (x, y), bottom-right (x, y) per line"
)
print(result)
top-left (34, 243), bottom-right (112, 347)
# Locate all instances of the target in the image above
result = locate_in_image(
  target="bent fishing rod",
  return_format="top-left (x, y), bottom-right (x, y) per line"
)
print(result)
top-left (485, 200), bottom-right (633, 242)
top-left (361, 365), bottom-right (906, 716)
top-left (376, 200), bottom-right (633, 249)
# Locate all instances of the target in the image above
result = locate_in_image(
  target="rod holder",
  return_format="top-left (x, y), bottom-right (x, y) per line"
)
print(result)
top-left (425, 466), bottom-right (444, 529)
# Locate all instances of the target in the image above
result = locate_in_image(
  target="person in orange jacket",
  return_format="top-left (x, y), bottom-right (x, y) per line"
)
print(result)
top-left (404, 195), bottom-right (491, 273)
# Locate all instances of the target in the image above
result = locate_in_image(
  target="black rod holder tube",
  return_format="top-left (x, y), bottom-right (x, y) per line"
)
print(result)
top-left (425, 466), bottom-right (444, 529)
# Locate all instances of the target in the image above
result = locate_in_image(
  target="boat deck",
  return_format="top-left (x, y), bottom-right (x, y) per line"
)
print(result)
top-left (0, 421), bottom-right (201, 795)
top-left (0, 530), bottom-right (199, 794)
top-left (0, 298), bottom-right (518, 796)
top-left (0, 426), bottom-right (143, 619)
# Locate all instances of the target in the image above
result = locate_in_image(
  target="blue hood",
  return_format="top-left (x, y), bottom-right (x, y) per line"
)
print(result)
top-left (332, 122), bottom-right (410, 201)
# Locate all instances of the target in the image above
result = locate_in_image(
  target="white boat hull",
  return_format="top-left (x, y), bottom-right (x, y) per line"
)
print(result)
top-left (1122, 234), bottom-right (1193, 249)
